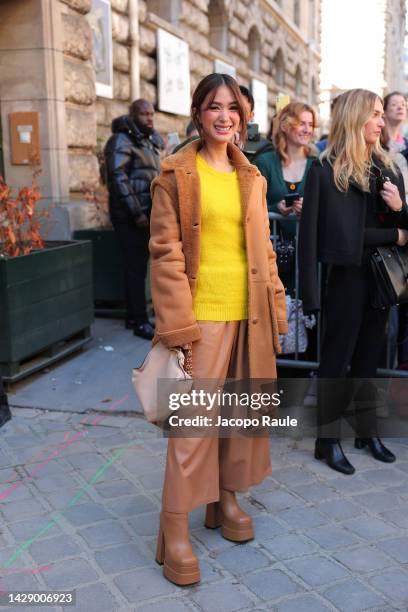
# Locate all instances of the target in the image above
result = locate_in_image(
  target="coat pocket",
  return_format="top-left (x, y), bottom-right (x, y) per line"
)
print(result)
top-left (267, 284), bottom-right (282, 355)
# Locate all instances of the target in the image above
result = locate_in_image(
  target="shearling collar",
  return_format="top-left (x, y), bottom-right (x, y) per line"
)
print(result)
top-left (160, 139), bottom-right (259, 174)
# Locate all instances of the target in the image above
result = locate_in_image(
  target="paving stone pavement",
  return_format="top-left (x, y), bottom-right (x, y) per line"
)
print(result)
top-left (1, 406), bottom-right (408, 612)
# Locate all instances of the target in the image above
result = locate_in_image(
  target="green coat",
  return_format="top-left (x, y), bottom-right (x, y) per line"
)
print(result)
top-left (254, 149), bottom-right (315, 239)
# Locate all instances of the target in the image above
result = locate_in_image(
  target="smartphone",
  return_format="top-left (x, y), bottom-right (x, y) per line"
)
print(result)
top-left (284, 192), bottom-right (300, 207)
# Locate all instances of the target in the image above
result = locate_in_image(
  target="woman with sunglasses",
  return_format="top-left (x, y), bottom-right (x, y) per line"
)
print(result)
top-left (299, 89), bottom-right (408, 474)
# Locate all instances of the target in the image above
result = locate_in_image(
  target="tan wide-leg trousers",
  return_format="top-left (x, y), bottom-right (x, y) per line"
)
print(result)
top-left (162, 320), bottom-right (272, 513)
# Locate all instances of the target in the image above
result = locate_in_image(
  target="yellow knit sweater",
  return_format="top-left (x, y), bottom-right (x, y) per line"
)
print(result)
top-left (193, 153), bottom-right (248, 321)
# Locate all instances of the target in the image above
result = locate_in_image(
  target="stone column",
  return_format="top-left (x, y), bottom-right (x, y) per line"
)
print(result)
top-left (0, 0), bottom-right (71, 236)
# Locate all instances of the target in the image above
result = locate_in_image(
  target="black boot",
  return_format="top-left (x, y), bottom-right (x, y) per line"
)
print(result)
top-left (0, 396), bottom-right (11, 429)
top-left (315, 438), bottom-right (355, 475)
top-left (355, 438), bottom-right (396, 463)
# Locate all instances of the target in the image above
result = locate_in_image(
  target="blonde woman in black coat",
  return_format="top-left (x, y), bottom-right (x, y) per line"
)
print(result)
top-left (299, 89), bottom-right (408, 474)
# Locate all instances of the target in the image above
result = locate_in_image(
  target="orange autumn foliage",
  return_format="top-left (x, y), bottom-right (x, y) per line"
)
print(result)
top-left (0, 170), bottom-right (49, 258)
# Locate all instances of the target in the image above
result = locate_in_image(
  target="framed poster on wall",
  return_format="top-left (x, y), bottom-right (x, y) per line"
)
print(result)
top-left (214, 59), bottom-right (236, 77)
top-left (251, 79), bottom-right (268, 134)
top-left (157, 29), bottom-right (190, 116)
top-left (88, 0), bottom-right (113, 99)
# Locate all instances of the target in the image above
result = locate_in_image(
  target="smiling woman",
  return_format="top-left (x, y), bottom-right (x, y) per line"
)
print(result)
top-left (254, 102), bottom-right (317, 242)
top-left (191, 73), bottom-right (248, 152)
top-left (148, 73), bottom-right (288, 587)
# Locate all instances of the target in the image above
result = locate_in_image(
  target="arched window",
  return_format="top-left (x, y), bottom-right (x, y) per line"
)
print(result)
top-left (146, 0), bottom-right (180, 24)
top-left (208, 0), bottom-right (228, 54)
top-left (295, 66), bottom-right (303, 98)
top-left (273, 48), bottom-right (285, 88)
top-left (248, 26), bottom-right (262, 73)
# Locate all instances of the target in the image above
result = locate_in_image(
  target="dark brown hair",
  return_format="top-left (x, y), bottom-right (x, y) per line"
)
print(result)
top-left (191, 73), bottom-right (248, 143)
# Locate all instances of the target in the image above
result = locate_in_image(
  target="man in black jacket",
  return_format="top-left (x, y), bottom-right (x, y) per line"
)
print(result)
top-left (105, 99), bottom-right (163, 339)
top-left (239, 86), bottom-right (274, 162)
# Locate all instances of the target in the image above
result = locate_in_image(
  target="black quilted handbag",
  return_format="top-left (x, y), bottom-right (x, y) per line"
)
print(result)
top-left (370, 245), bottom-right (408, 308)
top-left (274, 235), bottom-right (295, 275)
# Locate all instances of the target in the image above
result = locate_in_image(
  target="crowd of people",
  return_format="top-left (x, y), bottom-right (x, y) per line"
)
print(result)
top-left (100, 75), bottom-right (408, 586)
top-left (1, 74), bottom-right (407, 588)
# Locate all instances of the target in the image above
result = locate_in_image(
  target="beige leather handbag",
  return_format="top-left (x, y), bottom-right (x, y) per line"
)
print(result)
top-left (132, 342), bottom-right (192, 423)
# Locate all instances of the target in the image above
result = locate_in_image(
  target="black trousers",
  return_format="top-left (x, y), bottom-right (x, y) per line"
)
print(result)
top-left (112, 222), bottom-right (150, 324)
top-left (318, 262), bottom-right (388, 438)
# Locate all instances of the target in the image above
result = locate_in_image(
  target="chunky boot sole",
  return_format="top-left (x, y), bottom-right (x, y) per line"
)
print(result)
top-left (205, 502), bottom-right (254, 542)
top-left (155, 526), bottom-right (200, 586)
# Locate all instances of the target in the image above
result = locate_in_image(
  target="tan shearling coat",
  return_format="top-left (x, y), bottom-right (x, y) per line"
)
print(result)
top-left (149, 140), bottom-right (288, 379)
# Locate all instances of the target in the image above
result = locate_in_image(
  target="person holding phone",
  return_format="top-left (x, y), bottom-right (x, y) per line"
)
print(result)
top-left (299, 89), bottom-right (408, 474)
top-left (254, 102), bottom-right (317, 241)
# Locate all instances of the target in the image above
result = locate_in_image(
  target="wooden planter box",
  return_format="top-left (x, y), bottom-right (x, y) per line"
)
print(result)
top-left (73, 227), bottom-right (152, 317)
top-left (0, 240), bottom-right (93, 382)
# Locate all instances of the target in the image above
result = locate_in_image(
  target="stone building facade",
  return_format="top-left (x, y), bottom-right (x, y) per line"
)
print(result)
top-left (0, 0), bottom-right (321, 235)
top-left (384, 0), bottom-right (406, 94)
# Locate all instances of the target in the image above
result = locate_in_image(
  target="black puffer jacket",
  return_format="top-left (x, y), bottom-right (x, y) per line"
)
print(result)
top-left (104, 115), bottom-right (163, 224)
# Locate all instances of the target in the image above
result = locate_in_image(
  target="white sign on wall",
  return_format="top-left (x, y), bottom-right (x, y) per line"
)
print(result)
top-left (251, 79), bottom-right (268, 134)
top-left (214, 59), bottom-right (236, 78)
top-left (88, 0), bottom-right (113, 99)
top-left (157, 29), bottom-right (191, 116)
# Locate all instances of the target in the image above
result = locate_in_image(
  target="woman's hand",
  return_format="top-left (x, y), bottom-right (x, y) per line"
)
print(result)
top-left (292, 197), bottom-right (303, 217)
top-left (397, 229), bottom-right (408, 246)
top-left (277, 200), bottom-right (292, 216)
top-left (380, 181), bottom-right (404, 212)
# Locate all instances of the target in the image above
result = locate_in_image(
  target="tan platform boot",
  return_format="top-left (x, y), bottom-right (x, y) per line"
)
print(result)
top-left (205, 489), bottom-right (254, 542)
top-left (156, 511), bottom-right (200, 586)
